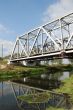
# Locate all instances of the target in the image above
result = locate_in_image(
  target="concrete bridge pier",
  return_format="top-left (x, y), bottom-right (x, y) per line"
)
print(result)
top-left (8, 60), bottom-right (40, 66)
top-left (22, 60), bottom-right (40, 66)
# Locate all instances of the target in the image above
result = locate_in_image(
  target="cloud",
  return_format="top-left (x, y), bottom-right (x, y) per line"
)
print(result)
top-left (0, 24), bottom-right (14, 34)
top-left (43, 0), bottom-right (73, 22)
top-left (0, 39), bottom-right (14, 57)
top-left (0, 24), bottom-right (15, 57)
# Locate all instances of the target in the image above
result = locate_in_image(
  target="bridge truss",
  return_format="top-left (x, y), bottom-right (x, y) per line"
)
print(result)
top-left (10, 13), bottom-right (73, 62)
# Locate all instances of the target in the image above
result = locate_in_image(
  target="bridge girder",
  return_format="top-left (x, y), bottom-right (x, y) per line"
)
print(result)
top-left (10, 13), bottom-right (73, 61)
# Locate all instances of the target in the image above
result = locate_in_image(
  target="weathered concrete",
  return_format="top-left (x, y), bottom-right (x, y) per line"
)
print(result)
top-left (22, 60), bottom-right (40, 66)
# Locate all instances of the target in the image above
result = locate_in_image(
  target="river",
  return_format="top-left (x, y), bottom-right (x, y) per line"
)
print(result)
top-left (0, 69), bottom-right (73, 110)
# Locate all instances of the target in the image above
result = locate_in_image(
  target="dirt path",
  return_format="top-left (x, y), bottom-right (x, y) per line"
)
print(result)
top-left (0, 64), bottom-right (6, 69)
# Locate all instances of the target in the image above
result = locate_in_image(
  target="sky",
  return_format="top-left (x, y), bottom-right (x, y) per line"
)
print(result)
top-left (0, 0), bottom-right (73, 56)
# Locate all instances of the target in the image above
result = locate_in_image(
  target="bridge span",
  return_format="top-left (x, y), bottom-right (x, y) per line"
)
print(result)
top-left (10, 13), bottom-right (73, 64)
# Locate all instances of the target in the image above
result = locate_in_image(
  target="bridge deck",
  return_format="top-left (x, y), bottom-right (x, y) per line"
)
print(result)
top-left (10, 48), bottom-right (73, 62)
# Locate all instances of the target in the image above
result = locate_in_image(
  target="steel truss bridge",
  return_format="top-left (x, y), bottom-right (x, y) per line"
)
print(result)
top-left (10, 13), bottom-right (73, 62)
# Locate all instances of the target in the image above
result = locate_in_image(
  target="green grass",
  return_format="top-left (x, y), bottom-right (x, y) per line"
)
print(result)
top-left (46, 107), bottom-right (64, 110)
top-left (0, 58), bottom-right (7, 64)
top-left (0, 58), bottom-right (73, 81)
top-left (55, 75), bottom-right (73, 103)
top-left (17, 92), bottom-right (50, 103)
top-left (0, 64), bottom-right (49, 81)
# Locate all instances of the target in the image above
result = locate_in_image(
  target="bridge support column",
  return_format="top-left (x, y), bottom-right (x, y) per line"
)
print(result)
top-left (62, 58), bottom-right (71, 64)
top-left (22, 60), bottom-right (40, 66)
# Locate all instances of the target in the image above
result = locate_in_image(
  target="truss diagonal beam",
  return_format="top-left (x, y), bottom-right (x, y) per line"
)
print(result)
top-left (10, 38), bottom-right (19, 60)
top-left (42, 27), bottom-right (61, 50)
top-left (65, 34), bottom-right (73, 48)
top-left (29, 28), bottom-right (41, 55)
top-left (19, 39), bottom-right (28, 57)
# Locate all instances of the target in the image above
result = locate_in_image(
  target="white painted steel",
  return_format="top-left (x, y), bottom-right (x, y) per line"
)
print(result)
top-left (10, 13), bottom-right (73, 62)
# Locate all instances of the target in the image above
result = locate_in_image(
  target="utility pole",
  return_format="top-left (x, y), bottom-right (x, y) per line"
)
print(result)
top-left (2, 44), bottom-right (3, 58)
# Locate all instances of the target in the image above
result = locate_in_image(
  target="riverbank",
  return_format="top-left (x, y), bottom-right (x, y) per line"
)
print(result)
top-left (1, 59), bottom-right (73, 109)
top-left (0, 59), bottom-right (73, 81)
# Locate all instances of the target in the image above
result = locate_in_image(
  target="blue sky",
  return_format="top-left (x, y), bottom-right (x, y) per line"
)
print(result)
top-left (0, 0), bottom-right (73, 56)
top-left (0, 0), bottom-right (56, 41)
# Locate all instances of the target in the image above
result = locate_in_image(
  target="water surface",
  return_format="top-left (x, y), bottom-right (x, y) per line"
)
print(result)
top-left (0, 82), bottom-right (19, 110)
top-left (0, 70), bottom-right (73, 110)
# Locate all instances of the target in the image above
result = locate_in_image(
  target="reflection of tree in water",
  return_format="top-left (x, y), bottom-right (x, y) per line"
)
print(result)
top-left (48, 71), bottom-right (63, 80)
top-left (40, 58), bottom-right (73, 65)
top-left (48, 58), bottom-right (73, 65)
top-left (48, 59), bottom-right (62, 65)
top-left (22, 71), bottom-right (64, 90)
top-left (13, 69), bottom-right (73, 90)
top-left (24, 77), bottom-right (61, 90)
top-left (68, 59), bottom-right (73, 64)
top-left (14, 69), bottom-right (72, 90)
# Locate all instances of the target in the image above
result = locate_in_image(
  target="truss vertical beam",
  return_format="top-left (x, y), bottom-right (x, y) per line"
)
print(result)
top-left (59, 19), bottom-right (64, 50)
top-left (27, 34), bottom-right (29, 56)
top-left (10, 37), bottom-right (18, 60)
top-left (68, 24), bottom-right (70, 38)
top-left (42, 27), bottom-right (61, 50)
top-left (65, 34), bottom-right (73, 48)
top-left (41, 31), bottom-right (43, 54)
top-left (17, 39), bottom-right (19, 59)
top-left (19, 39), bottom-right (28, 57)
top-left (29, 28), bottom-right (41, 55)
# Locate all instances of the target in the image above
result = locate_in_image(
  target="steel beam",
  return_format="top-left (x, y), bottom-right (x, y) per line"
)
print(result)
top-left (10, 13), bottom-right (73, 61)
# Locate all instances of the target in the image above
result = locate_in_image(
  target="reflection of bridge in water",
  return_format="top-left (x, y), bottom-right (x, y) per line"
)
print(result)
top-left (10, 13), bottom-right (73, 65)
top-left (8, 82), bottom-right (73, 110)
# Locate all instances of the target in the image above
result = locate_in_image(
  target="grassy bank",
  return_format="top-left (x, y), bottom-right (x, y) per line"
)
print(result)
top-left (55, 75), bottom-right (73, 102)
top-left (0, 64), bottom-right (73, 77)
top-left (0, 58), bottom-right (73, 81)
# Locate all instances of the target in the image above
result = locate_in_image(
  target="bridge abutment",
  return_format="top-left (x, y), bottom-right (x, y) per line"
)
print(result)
top-left (8, 60), bottom-right (23, 66)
